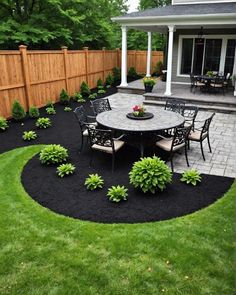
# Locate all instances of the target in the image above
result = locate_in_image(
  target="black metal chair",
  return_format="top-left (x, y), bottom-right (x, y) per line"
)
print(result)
top-left (183, 106), bottom-right (199, 131)
top-left (164, 98), bottom-right (185, 115)
top-left (156, 125), bottom-right (192, 172)
top-left (190, 73), bottom-right (205, 93)
top-left (91, 98), bottom-right (111, 116)
top-left (87, 126), bottom-right (125, 172)
top-left (73, 106), bottom-right (97, 151)
top-left (210, 77), bottom-right (225, 95)
top-left (188, 113), bottom-right (215, 161)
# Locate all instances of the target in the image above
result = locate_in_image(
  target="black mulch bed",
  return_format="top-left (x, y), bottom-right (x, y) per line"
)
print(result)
top-left (1, 82), bottom-right (234, 224)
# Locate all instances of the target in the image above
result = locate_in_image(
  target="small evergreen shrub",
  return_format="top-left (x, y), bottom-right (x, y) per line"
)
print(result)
top-left (0, 117), bottom-right (9, 131)
top-left (105, 73), bottom-right (114, 86)
top-left (12, 100), bottom-right (26, 121)
top-left (98, 89), bottom-right (106, 94)
top-left (80, 81), bottom-right (91, 96)
top-left (129, 156), bottom-right (172, 194)
top-left (46, 107), bottom-right (56, 115)
top-left (73, 92), bottom-right (85, 103)
top-left (97, 78), bottom-right (104, 89)
top-left (181, 169), bottom-right (202, 186)
top-left (46, 100), bottom-right (53, 108)
top-left (29, 106), bottom-right (40, 118)
top-left (128, 67), bottom-right (138, 78)
top-left (36, 117), bottom-right (52, 129)
top-left (107, 185), bottom-right (128, 203)
top-left (40, 144), bottom-right (68, 165)
top-left (59, 89), bottom-right (70, 105)
top-left (88, 93), bottom-right (98, 100)
top-left (154, 61), bottom-right (163, 76)
top-left (64, 107), bottom-right (72, 112)
top-left (112, 67), bottom-right (121, 82)
top-left (85, 174), bottom-right (104, 191)
top-left (57, 163), bottom-right (75, 177)
top-left (22, 131), bottom-right (37, 141)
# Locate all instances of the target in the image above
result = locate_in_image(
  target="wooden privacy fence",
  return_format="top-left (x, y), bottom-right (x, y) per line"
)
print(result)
top-left (0, 46), bottom-right (163, 118)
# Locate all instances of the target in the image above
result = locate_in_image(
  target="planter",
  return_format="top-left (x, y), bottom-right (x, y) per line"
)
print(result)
top-left (126, 112), bottom-right (154, 120)
top-left (144, 85), bottom-right (154, 93)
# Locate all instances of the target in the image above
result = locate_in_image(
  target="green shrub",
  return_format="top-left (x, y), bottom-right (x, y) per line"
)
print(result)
top-left (154, 61), bottom-right (163, 76)
top-left (105, 73), bottom-right (114, 86)
top-left (40, 144), bottom-right (68, 165)
top-left (88, 93), bottom-right (98, 100)
top-left (29, 106), bottom-right (40, 118)
top-left (98, 89), bottom-right (106, 94)
top-left (57, 163), bottom-right (75, 177)
top-left (11, 100), bottom-right (26, 121)
top-left (22, 131), bottom-right (37, 141)
top-left (112, 67), bottom-right (121, 82)
top-left (181, 169), bottom-right (202, 186)
top-left (64, 107), bottom-right (72, 112)
top-left (36, 117), bottom-right (52, 129)
top-left (46, 107), bottom-right (56, 115)
top-left (97, 78), bottom-right (104, 89)
top-left (59, 89), bottom-right (70, 105)
top-left (0, 117), bottom-right (9, 131)
top-left (73, 92), bottom-right (85, 103)
top-left (129, 156), bottom-right (172, 194)
top-left (80, 81), bottom-right (91, 96)
top-left (107, 185), bottom-right (128, 203)
top-left (85, 174), bottom-right (104, 191)
top-left (128, 67), bottom-right (138, 78)
top-left (46, 100), bottom-right (53, 108)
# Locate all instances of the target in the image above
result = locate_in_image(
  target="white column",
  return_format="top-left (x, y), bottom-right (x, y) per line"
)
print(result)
top-left (146, 32), bottom-right (152, 77)
top-left (234, 45), bottom-right (236, 97)
top-left (120, 26), bottom-right (128, 87)
top-left (165, 25), bottom-right (175, 96)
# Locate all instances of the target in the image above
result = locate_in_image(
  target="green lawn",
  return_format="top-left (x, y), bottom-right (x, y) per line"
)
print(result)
top-left (0, 146), bottom-right (235, 295)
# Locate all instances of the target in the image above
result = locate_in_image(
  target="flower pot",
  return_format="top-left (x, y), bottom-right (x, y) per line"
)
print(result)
top-left (144, 85), bottom-right (153, 93)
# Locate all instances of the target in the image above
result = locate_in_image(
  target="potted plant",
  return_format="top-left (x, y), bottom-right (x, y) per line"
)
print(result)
top-left (206, 71), bottom-right (214, 77)
top-left (143, 77), bottom-right (156, 92)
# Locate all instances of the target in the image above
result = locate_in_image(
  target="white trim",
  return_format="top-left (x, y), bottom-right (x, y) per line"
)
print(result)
top-left (172, 81), bottom-right (190, 85)
top-left (177, 34), bottom-right (236, 77)
top-left (165, 26), bottom-right (175, 96)
top-left (173, 0), bottom-right (236, 5)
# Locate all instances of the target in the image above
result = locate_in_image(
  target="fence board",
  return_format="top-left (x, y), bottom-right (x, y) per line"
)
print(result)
top-left (0, 47), bottom-right (163, 118)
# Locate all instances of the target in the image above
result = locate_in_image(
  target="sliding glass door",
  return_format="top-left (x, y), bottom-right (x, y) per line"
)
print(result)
top-left (203, 39), bottom-right (222, 73)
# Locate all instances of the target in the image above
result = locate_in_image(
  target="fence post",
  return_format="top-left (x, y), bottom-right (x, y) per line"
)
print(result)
top-left (83, 47), bottom-right (89, 84)
top-left (19, 45), bottom-right (31, 110)
top-left (116, 48), bottom-right (120, 68)
top-left (61, 46), bottom-right (69, 93)
top-left (102, 47), bottom-right (106, 82)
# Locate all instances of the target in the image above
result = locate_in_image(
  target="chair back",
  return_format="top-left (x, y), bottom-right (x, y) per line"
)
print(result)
top-left (212, 76), bottom-right (224, 86)
top-left (165, 99), bottom-right (185, 115)
top-left (74, 106), bottom-right (87, 124)
top-left (171, 125), bottom-right (192, 151)
top-left (87, 127), bottom-right (114, 149)
top-left (183, 106), bottom-right (199, 125)
top-left (91, 98), bottom-right (111, 115)
top-left (202, 113), bottom-right (215, 136)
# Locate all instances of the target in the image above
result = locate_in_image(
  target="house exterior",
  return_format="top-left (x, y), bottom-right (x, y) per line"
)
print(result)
top-left (112, 0), bottom-right (236, 96)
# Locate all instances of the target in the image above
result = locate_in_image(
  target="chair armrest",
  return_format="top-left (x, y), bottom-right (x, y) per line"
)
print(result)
top-left (113, 134), bottom-right (125, 141)
top-left (157, 135), bottom-right (173, 141)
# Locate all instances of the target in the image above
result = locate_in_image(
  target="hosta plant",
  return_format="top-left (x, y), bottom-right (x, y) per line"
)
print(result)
top-left (85, 174), bottom-right (104, 191)
top-left (107, 185), bottom-right (128, 203)
top-left (73, 92), bottom-right (85, 103)
top-left (88, 93), bottom-right (98, 100)
top-left (36, 117), bottom-right (51, 129)
top-left (64, 107), bottom-right (72, 112)
top-left (40, 144), bottom-right (68, 165)
top-left (0, 117), bottom-right (9, 131)
top-left (57, 163), bottom-right (75, 177)
top-left (98, 89), bottom-right (106, 94)
top-left (59, 89), bottom-right (70, 105)
top-left (22, 131), bottom-right (37, 141)
top-left (129, 156), bottom-right (172, 194)
top-left (11, 100), bottom-right (26, 121)
top-left (181, 169), bottom-right (202, 186)
top-left (29, 106), bottom-right (40, 118)
top-left (46, 107), bottom-right (56, 115)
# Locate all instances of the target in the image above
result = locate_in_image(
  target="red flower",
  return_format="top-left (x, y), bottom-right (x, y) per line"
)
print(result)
top-left (133, 105), bottom-right (140, 112)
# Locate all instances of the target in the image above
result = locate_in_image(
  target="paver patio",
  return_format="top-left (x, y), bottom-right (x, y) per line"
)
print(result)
top-left (107, 92), bottom-right (236, 178)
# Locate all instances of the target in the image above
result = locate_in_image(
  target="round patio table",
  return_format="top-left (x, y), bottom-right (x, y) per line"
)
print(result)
top-left (96, 106), bottom-right (185, 157)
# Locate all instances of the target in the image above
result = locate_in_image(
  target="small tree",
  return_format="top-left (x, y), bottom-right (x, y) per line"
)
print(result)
top-left (12, 100), bottom-right (26, 121)
top-left (105, 73), bottom-right (114, 86)
top-left (97, 78), bottom-right (104, 89)
top-left (128, 67), bottom-right (138, 78)
top-left (80, 81), bottom-right (91, 96)
top-left (59, 89), bottom-right (70, 105)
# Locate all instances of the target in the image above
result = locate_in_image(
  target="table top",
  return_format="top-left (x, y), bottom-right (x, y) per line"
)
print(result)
top-left (96, 107), bottom-right (185, 132)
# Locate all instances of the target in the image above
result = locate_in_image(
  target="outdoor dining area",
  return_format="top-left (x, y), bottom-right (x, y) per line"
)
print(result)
top-left (74, 98), bottom-right (215, 172)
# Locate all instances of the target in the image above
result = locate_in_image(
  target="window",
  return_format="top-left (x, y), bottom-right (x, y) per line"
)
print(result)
top-left (180, 39), bottom-right (193, 74)
top-left (203, 39), bottom-right (222, 73)
top-left (224, 39), bottom-right (236, 75)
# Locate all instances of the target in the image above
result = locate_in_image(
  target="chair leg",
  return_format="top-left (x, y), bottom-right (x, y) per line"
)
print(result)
top-left (80, 135), bottom-right (84, 152)
top-left (112, 153), bottom-right (115, 173)
top-left (207, 135), bottom-right (212, 153)
top-left (170, 154), bottom-right (174, 172)
top-left (185, 145), bottom-right (190, 167)
top-left (200, 141), bottom-right (205, 161)
top-left (188, 140), bottom-right (190, 150)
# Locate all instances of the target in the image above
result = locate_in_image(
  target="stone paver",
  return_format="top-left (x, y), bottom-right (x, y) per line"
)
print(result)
top-left (106, 92), bottom-right (236, 178)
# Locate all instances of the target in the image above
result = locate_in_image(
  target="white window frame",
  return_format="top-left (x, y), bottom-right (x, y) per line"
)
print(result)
top-left (177, 34), bottom-right (236, 77)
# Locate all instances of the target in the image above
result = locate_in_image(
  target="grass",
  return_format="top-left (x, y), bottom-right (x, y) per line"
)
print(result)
top-left (0, 145), bottom-right (235, 295)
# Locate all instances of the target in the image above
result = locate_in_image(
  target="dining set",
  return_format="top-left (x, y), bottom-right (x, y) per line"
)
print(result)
top-left (74, 98), bottom-right (215, 172)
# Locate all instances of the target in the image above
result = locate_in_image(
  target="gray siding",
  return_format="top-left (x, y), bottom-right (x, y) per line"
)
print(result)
top-left (172, 0), bottom-right (236, 4)
top-left (171, 28), bottom-right (236, 83)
